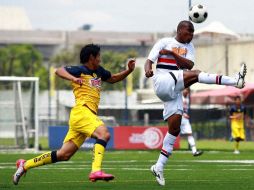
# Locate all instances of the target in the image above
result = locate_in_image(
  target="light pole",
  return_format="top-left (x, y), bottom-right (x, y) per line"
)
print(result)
top-left (188, 0), bottom-right (192, 16)
top-left (189, 0), bottom-right (192, 8)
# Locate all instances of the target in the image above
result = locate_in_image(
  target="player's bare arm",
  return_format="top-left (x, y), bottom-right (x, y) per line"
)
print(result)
top-left (106, 58), bottom-right (136, 83)
top-left (144, 59), bottom-right (154, 78)
top-left (183, 113), bottom-right (190, 119)
top-left (229, 113), bottom-right (242, 120)
top-left (55, 67), bottom-right (83, 85)
top-left (159, 49), bottom-right (194, 70)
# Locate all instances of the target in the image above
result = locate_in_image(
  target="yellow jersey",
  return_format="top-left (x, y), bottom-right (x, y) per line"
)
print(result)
top-left (64, 65), bottom-right (111, 114)
top-left (230, 105), bottom-right (246, 129)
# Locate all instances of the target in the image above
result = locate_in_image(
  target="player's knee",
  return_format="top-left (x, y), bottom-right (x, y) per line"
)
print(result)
top-left (173, 128), bottom-right (181, 136)
top-left (103, 131), bottom-right (111, 142)
top-left (192, 69), bottom-right (201, 75)
top-left (96, 128), bottom-right (111, 141)
top-left (169, 127), bottom-right (180, 136)
top-left (235, 137), bottom-right (242, 142)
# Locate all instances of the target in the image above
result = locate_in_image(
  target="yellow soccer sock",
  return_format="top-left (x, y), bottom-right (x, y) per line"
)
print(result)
top-left (24, 151), bottom-right (58, 170)
top-left (92, 139), bottom-right (107, 172)
top-left (235, 141), bottom-right (239, 151)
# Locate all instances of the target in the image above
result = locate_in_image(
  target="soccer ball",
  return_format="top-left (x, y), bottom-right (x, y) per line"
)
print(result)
top-left (189, 4), bottom-right (208, 23)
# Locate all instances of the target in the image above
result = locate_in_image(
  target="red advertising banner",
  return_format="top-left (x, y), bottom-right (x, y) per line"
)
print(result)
top-left (114, 126), bottom-right (180, 150)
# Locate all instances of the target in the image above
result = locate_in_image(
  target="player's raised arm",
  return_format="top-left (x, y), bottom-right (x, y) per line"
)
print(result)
top-left (106, 58), bottom-right (136, 83)
top-left (144, 59), bottom-right (154, 78)
top-left (159, 49), bottom-right (194, 70)
top-left (55, 67), bottom-right (83, 85)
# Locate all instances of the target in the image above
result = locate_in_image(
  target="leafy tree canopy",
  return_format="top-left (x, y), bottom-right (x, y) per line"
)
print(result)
top-left (0, 45), bottom-right (47, 90)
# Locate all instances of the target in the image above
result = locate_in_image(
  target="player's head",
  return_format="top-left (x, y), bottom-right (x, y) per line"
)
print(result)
top-left (234, 95), bottom-right (242, 106)
top-left (80, 44), bottom-right (101, 65)
top-left (176, 20), bottom-right (194, 44)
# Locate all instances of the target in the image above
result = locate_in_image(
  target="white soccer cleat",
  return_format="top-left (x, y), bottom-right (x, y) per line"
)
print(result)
top-left (233, 150), bottom-right (240, 154)
top-left (150, 164), bottom-right (165, 186)
top-left (13, 159), bottom-right (26, 185)
top-left (235, 63), bottom-right (247, 89)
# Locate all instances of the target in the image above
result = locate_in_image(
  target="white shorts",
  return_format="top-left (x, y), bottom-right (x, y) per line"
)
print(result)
top-left (180, 117), bottom-right (193, 134)
top-left (153, 70), bottom-right (185, 120)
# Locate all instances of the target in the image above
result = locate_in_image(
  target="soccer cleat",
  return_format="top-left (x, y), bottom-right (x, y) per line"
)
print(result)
top-left (233, 150), bottom-right (240, 154)
top-left (89, 170), bottom-right (114, 182)
top-left (150, 164), bottom-right (165, 186)
top-left (234, 63), bottom-right (247, 89)
top-left (13, 159), bottom-right (26, 185)
top-left (193, 150), bottom-right (203, 157)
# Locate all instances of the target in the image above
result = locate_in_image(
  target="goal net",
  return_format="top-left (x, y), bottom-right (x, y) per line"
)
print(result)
top-left (0, 76), bottom-right (39, 151)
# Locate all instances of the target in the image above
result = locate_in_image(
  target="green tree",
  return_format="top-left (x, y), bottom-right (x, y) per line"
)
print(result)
top-left (0, 45), bottom-right (47, 90)
top-left (101, 50), bottom-right (139, 91)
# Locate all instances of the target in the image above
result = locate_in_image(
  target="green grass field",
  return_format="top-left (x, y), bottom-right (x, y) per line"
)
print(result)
top-left (1, 140), bottom-right (254, 190)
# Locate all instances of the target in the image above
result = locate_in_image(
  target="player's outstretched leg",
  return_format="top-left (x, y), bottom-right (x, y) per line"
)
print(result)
top-left (197, 63), bottom-right (247, 89)
top-left (234, 63), bottom-right (247, 88)
top-left (13, 159), bottom-right (26, 185)
top-left (12, 150), bottom-right (59, 185)
top-left (150, 164), bottom-right (165, 186)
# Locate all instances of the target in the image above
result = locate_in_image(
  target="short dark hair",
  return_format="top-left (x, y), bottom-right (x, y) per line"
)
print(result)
top-left (235, 95), bottom-right (241, 101)
top-left (80, 44), bottom-right (100, 64)
top-left (177, 20), bottom-right (194, 32)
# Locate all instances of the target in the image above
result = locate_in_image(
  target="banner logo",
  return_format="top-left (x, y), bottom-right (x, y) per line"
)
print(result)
top-left (129, 127), bottom-right (164, 149)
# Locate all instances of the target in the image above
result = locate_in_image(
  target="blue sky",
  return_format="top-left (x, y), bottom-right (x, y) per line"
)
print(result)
top-left (1, 0), bottom-right (253, 33)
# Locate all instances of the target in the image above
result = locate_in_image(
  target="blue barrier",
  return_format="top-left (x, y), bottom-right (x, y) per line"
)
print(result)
top-left (48, 126), bottom-right (114, 150)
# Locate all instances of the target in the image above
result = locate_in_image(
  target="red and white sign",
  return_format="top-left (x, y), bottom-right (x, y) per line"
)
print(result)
top-left (114, 126), bottom-right (180, 150)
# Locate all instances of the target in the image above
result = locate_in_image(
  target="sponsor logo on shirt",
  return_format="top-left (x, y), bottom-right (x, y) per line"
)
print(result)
top-left (172, 47), bottom-right (187, 56)
top-left (90, 78), bottom-right (101, 88)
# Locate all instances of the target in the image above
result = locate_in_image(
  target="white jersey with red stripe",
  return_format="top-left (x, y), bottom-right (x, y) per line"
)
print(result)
top-left (148, 37), bottom-right (195, 72)
top-left (147, 37), bottom-right (195, 120)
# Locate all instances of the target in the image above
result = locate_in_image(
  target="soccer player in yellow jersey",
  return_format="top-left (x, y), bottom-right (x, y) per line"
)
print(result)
top-left (13, 44), bottom-right (136, 185)
top-left (229, 96), bottom-right (246, 154)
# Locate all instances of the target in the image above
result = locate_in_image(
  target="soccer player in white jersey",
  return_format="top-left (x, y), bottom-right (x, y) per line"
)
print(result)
top-left (144, 20), bottom-right (247, 186)
top-left (181, 88), bottom-right (203, 156)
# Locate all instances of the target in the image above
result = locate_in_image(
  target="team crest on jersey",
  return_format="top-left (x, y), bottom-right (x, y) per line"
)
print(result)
top-left (90, 77), bottom-right (101, 88)
top-left (172, 47), bottom-right (187, 56)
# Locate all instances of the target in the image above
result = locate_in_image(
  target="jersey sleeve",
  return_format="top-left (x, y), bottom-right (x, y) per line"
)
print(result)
top-left (186, 43), bottom-right (195, 63)
top-left (229, 106), bottom-right (234, 115)
top-left (64, 66), bottom-right (82, 77)
top-left (147, 38), bottom-right (168, 63)
top-left (99, 66), bottom-right (112, 81)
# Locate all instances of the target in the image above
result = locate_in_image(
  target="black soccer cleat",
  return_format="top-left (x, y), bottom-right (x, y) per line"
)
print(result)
top-left (193, 150), bottom-right (203, 157)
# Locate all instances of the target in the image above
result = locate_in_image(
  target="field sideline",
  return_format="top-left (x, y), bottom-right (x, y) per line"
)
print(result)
top-left (1, 140), bottom-right (254, 190)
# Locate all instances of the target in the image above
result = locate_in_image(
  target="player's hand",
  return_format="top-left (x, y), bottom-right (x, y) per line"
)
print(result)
top-left (145, 69), bottom-right (154, 78)
top-left (72, 77), bottom-right (83, 86)
top-left (235, 113), bottom-right (243, 120)
top-left (183, 113), bottom-right (190, 119)
top-left (127, 58), bottom-right (136, 72)
top-left (230, 113), bottom-right (242, 120)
